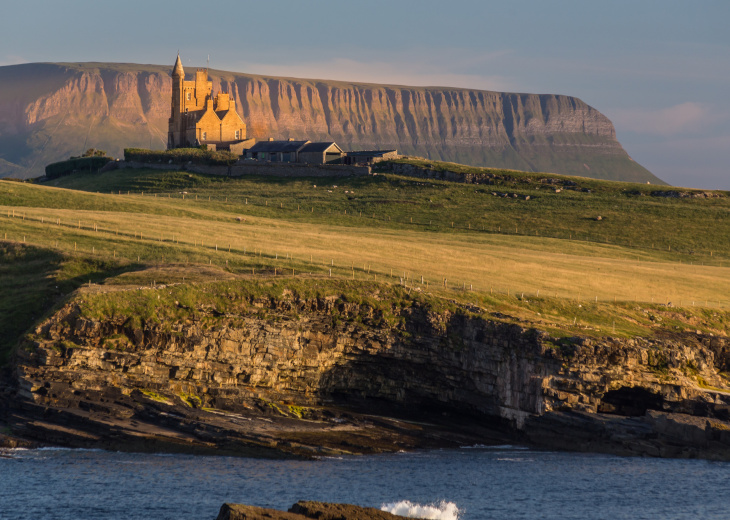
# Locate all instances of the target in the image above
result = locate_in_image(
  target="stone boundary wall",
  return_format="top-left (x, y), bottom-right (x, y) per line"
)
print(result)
top-left (107, 160), bottom-right (371, 178)
top-left (374, 161), bottom-right (501, 185)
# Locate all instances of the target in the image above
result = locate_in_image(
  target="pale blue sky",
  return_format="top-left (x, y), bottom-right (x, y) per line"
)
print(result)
top-left (1, 0), bottom-right (728, 188)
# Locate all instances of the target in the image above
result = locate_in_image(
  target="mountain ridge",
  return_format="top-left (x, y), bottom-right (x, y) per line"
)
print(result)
top-left (0, 62), bottom-right (662, 183)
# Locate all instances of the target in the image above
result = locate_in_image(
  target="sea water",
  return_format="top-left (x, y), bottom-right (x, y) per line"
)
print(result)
top-left (0, 445), bottom-right (728, 520)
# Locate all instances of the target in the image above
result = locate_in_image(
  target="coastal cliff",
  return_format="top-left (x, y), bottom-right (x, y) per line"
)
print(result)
top-left (4, 280), bottom-right (730, 459)
top-left (0, 62), bottom-right (660, 183)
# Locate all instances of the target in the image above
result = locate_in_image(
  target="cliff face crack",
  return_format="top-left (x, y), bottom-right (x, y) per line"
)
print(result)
top-left (500, 94), bottom-right (517, 149)
top-left (315, 83), bottom-right (333, 137)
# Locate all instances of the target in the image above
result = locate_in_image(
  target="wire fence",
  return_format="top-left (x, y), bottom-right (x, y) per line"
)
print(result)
top-left (80, 189), bottom-right (727, 263)
top-left (2, 207), bottom-right (729, 310)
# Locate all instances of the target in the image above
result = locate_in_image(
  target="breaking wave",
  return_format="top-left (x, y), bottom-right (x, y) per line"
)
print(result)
top-left (381, 500), bottom-right (460, 520)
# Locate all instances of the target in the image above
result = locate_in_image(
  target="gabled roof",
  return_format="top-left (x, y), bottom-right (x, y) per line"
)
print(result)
top-left (248, 140), bottom-right (309, 153)
top-left (216, 109), bottom-right (244, 123)
top-left (300, 142), bottom-right (343, 153)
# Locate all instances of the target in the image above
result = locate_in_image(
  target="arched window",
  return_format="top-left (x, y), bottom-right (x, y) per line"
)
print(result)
top-left (186, 92), bottom-right (191, 101)
top-left (202, 131), bottom-right (207, 140)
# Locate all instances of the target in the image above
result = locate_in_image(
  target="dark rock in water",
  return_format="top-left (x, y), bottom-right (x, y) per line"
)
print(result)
top-left (290, 502), bottom-right (410, 519)
top-left (0, 433), bottom-right (38, 449)
top-left (217, 502), bottom-right (412, 520)
top-left (217, 503), bottom-right (304, 520)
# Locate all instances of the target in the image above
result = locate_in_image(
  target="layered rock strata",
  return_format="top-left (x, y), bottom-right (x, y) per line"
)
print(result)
top-left (4, 284), bottom-right (730, 459)
top-left (0, 62), bottom-right (660, 183)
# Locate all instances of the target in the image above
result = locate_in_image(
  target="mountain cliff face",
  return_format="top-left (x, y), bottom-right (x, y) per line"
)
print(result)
top-left (0, 62), bottom-right (661, 183)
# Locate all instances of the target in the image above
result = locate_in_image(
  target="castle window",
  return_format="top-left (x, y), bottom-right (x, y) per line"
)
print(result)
top-left (186, 92), bottom-right (191, 101)
top-left (202, 132), bottom-right (207, 140)
top-left (235, 130), bottom-right (240, 139)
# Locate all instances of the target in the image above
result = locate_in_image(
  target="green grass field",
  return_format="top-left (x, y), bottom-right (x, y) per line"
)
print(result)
top-left (1, 159), bottom-right (728, 364)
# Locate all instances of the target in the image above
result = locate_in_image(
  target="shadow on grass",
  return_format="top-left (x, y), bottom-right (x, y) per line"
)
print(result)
top-left (0, 241), bottom-right (141, 366)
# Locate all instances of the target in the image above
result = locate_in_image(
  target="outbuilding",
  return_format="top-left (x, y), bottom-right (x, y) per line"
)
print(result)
top-left (343, 149), bottom-right (399, 165)
top-left (298, 142), bottom-right (344, 164)
top-left (243, 140), bottom-right (309, 162)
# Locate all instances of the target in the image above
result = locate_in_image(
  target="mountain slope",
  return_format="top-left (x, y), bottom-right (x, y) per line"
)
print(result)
top-left (0, 62), bottom-right (662, 183)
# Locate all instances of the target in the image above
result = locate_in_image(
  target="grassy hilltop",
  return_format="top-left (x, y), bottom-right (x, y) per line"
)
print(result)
top-left (0, 159), bottom-right (728, 364)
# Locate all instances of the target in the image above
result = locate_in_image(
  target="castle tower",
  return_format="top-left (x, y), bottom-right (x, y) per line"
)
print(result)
top-left (168, 54), bottom-right (185, 148)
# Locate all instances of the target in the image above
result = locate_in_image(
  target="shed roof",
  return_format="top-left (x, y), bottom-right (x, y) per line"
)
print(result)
top-left (248, 140), bottom-right (309, 153)
top-left (300, 142), bottom-right (343, 153)
top-left (345, 150), bottom-right (397, 157)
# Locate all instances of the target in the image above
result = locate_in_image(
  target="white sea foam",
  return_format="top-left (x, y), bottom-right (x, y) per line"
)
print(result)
top-left (460, 444), bottom-right (530, 450)
top-left (35, 447), bottom-right (105, 452)
top-left (381, 500), bottom-right (460, 520)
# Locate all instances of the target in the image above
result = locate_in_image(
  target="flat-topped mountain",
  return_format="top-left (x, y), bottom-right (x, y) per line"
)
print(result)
top-left (0, 62), bottom-right (662, 183)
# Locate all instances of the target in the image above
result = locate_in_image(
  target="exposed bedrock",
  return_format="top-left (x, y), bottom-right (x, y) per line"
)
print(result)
top-left (218, 501), bottom-right (411, 520)
top-left (5, 290), bottom-right (730, 459)
top-left (0, 63), bottom-right (660, 183)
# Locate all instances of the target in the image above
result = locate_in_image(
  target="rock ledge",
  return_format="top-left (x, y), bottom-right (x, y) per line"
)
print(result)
top-left (218, 501), bottom-right (414, 520)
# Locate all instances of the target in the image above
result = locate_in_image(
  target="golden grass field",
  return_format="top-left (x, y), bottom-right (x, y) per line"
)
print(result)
top-left (2, 183), bottom-right (728, 309)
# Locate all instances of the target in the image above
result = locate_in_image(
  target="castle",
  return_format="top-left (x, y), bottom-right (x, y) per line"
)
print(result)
top-left (167, 54), bottom-right (247, 149)
top-left (166, 54), bottom-right (397, 165)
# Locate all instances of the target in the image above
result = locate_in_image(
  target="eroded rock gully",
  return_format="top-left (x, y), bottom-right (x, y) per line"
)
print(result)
top-left (4, 292), bottom-right (730, 459)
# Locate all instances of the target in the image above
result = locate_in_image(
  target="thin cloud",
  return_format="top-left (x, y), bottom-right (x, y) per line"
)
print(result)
top-left (0, 54), bottom-right (28, 66)
top-left (235, 57), bottom-right (516, 92)
top-left (609, 102), bottom-right (728, 136)
top-left (622, 134), bottom-right (730, 190)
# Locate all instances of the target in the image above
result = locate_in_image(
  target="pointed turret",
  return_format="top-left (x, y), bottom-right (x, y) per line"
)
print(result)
top-left (169, 53), bottom-right (186, 149)
top-left (172, 53), bottom-right (184, 78)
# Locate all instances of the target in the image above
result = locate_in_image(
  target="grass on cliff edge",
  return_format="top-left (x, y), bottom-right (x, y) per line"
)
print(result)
top-left (4, 246), bottom-right (730, 366)
top-left (53, 275), bottom-right (730, 345)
